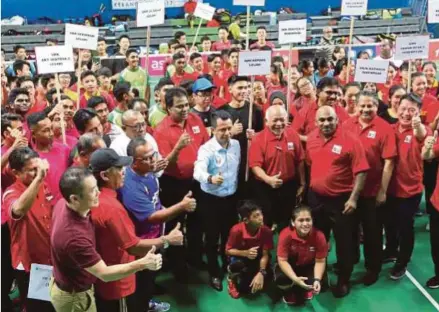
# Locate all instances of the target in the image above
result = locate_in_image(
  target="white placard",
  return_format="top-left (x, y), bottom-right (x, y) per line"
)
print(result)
top-left (354, 59), bottom-right (389, 83)
top-left (278, 19), bottom-right (307, 45)
top-left (238, 51), bottom-right (271, 76)
top-left (113, 0), bottom-right (200, 9)
top-left (429, 0), bottom-right (439, 23)
top-left (233, 0), bottom-right (264, 6)
top-left (136, 0), bottom-right (165, 27)
top-left (65, 24), bottom-right (99, 50)
top-left (27, 264), bottom-right (53, 301)
top-left (341, 0), bottom-right (368, 16)
top-left (395, 35), bottom-right (430, 61)
top-left (35, 46), bottom-right (75, 74)
top-left (194, 3), bottom-right (215, 21)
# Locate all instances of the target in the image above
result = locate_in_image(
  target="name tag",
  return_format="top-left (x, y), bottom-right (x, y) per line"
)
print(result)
top-left (367, 130), bottom-right (376, 139)
top-left (287, 142), bottom-right (294, 150)
top-left (404, 135), bottom-right (412, 144)
top-left (28, 263), bottom-right (53, 302)
top-left (332, 144), bottom-right (342, 155)
top-left (192, 126), bottom-right (200, 134)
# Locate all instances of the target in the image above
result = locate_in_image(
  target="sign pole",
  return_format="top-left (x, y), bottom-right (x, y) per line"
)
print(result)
top-left (286, 43), bottom-right (293, 117)
top-left (146, 26), bottom-right (151, 75)
top-left (407, 60), bottom-right (412, 93)
top-left (76, 49), bottom-right (83, 110)
top-left (346, 16), bottom-right (355, 83)
top-left (191, 19), bottom-right (204, 52)
top-left (54, 73), bottom-right (67, 145)
top-left (245, 75), bottom-right (255, 182)
top-left (246, 6), bottom-right (250, 50)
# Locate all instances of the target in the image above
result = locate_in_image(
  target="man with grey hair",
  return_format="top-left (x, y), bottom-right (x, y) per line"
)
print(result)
top-left (307, 105), bottom-right (369, 298)
top-left (249, 105), bottom-right (306, 230)
top-left (343, 91), bottom-right (397, 286)
top-left (316, 26), bottom-right (336, 63)
top-left (71, 133), bottom-right (107, 168)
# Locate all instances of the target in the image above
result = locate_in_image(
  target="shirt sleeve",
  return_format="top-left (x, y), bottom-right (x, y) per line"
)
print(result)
top-left (277, 228), bottom-right (291, 260)
top-left (351, 135), bottom-right (370, 175)
top-left (262, 227), bottom-right (274, 251)
top-left (225, 225), bottom-right (240, 251)
top-left (291, 109), bottom-right (306, 134)
top-left (67, 237), bottom-right (102, 269)
top-left (290, 129), bottom-right (305, 163)
top-left (2, 189), bottom-right (21, 221)
top-left (381, 129), bottom-right (398, 160)
top-left (107, 209), bottom-right (140, 250)
top-left (153, 128), bottom-right (174, 158)
top-left (120, 181), bottom-right (156, 222)
top-left (315, 230), bottom-right (329, 259)
top-left (248, 134), bottom-right (264, 169)
top-left (193, 144), bottom-right (211, 184)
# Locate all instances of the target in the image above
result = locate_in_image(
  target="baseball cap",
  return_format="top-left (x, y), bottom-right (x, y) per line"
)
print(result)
top-left (90, 148), bottom-right (132, 172)
top-left (192, 78), bottom-right (216, 93)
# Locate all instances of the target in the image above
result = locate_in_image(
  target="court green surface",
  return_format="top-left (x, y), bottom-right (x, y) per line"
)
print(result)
top-left (155, 210), bottom-right (439, 311)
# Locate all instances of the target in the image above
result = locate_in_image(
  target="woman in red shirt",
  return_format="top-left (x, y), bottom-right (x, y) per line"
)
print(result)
top-left (377, 62), bottom-right (398, 104)
top-left (266, 64), bottom-right (288, 101)
top-left (423, 62), bottom-right (439, 98)
top-left (275, 206), bottom-right (328, 305)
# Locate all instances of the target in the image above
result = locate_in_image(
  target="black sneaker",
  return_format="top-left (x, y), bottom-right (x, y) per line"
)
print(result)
top-left (362, 271), bottom-right (379, 286)
top-left (382, 250), bottom-right (398, 263)
top-left (426, 276), bottom-right (439, 289)
top-left (390, 264), bottom-right (406, 280)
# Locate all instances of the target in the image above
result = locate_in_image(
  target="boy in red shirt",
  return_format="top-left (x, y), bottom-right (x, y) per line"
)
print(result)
top-left (225, 201), bottom-right (273, 299)
top-left (171, 53), bottom-right (199, 86)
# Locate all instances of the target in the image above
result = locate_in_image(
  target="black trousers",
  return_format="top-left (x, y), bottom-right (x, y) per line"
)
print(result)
top-left (15, 270), bottom-right (55, 312)
top-left (1, 223), bottom-right (14, 311)
top-left (159, 175), bottom-right (202, 274)
top-left (308, 190), bottom-right (356, 282)
top-left (199, 191), bottom-right (238, 277)
top-left (424, 160), bottom-right (438, 214)
top-left (275, 262), bottom-right (314, 298)
top-left (96, 291), bottom-right (142, 312)
top-left (356, 197), bottom-right (382, 273)
top-left (383, 194), bottom-right (422, 267)
top-left (252, 179), bottom-right (298, 229)
top-left (430, 208), bottom-right (439, 277)
top-left (228, 256), bottom-right (263, 293)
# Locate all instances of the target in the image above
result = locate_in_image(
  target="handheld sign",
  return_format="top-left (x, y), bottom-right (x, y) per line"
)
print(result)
top-left (233, 0), bottom-right (264, 6)
top-left (136, 0), bottom-right (165, 27)
top-left (194, 3), bottom-right (215, 21)
top-left (278, 19), bottom-right (307, 45)
top-left (395, 35), bottom-right (430, 61)
top-left (429, 0), bottom-right (439, 23)
top-left (238, 51), bottom-right (272, 76)
top-left (354, 59), bottom-right (389, 84)
top-left (35, 45), bottom-right (75, 74)
top-left (341, 0), bottom-right (368, 16)
top-left (65, 24), bottom-right (99, 50)
top-left (27, 264), bottom-right (53, 301)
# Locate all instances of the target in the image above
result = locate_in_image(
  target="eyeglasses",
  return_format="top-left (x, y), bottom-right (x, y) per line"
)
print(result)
top-left (196, 92), bottom-right (212, 98)
top-left (135, 152), bottom-right (158, 162)
top-left (123, 122), bottom-right (146, 131)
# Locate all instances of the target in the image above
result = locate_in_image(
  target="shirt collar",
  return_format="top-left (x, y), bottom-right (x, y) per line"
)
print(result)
top-left (212, 137), bottom-right (231, 151)
top-left (241, 222), bottom-right (262, 239)
top-left (264, 127), bottom-right (284, 141)
top-left (100, 187), bottom-right (117, 198)
top-left (290, 226), bottom-right (313, 243)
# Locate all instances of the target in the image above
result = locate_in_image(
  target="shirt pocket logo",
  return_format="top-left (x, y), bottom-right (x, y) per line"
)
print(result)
top-left (404, 135), bottom-right (412, 144)
top-left (287, 142), bottom-right (294, 150)
top-left (332, 144), bottom-right (342, 155)
top-left (367, 130), bottom-right (376, 139)
top-left (192, 126), bottom-right (200, 134)
top-left (215, 153), bottom-right (225, 167)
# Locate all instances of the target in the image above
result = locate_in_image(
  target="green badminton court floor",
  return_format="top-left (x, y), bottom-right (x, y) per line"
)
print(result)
top-left (155, 200), bottom-right (439, 312)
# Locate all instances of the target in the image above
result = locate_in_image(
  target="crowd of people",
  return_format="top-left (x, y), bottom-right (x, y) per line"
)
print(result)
top-left (1, 12), bottom-right (439, 312)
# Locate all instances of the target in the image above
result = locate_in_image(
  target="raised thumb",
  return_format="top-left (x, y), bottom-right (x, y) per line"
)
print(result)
top-left (276, 171), bottom-right (282, 177)
top-left (186, 191), bottom-right (193, 198)
top-left (148, 245), bottom-right (156, 254)
top-left (234, 119), bottom-right (240, 124)
top-left (174, 222), bottom-right (181, 231)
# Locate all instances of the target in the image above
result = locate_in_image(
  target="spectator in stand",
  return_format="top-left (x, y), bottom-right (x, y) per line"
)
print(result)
top-left (97, 37), bottom-right (108, 58)
top-left (229, 15), bottom-right (247, 40)
top-left (316, 26), bottom-right (336, 64)
top-left (87, 96), bottom-right (123, 141)
top-left (331, 46), bottom-right (346, 68)
top-left (114, 34), bottom-right (131, 57)
top-left (119, 48), bottom-right (150, 101)
top-left (423, 62), bottom-right (438, 97)
top-left (201, 36), bottom-right (212, 52)
top-left (16, 76), bottom-right (47, 116)
top-left (375, 38), bottom-right (402, 67)
top-left (313, 58), bottom-right (334, 86)
top-left (79, 70), bottom-right (115, 110)
top-left (357, 50), bottom-right (371, 60)
top-left (190, 53), bottom-right (205, 76)
top-left (71, 133), bottom-right (106, 168)
top-left (170, 53), bottom-right (199, 86)
top-left (107, 82), bottom-right (134, 128)
top-left (27, 111), bottom-right (71, 204)
top-left (149, 78), bottom-right (175, 128)
top-left (231, 40), bottom-right (243, 50)
top-left (46, 38), bottom-right (58, 46)
top-left (379, 85), bottom-right (406, 124)
top-left (6, 45), bottom-right (36, 77)
top-left (174, 31), bottom-right (187, 46)
top-left (206, 14), bottom-right (221, 28)
top-left (212, 26), bottom-right (232, 51)
top-left (250, 26), bottom-right (275, 50)
top-left (12, 60), bottom-right (31, 78)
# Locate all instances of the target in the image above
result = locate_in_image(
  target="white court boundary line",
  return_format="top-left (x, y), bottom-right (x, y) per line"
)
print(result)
top-left (406, 270), bottom-right (439, 311)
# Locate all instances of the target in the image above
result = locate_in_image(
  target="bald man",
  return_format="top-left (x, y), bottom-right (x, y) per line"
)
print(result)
top-left (306, 106), bottom-right (369, 298)
top-left (249, 105), bottom-right (306, 230)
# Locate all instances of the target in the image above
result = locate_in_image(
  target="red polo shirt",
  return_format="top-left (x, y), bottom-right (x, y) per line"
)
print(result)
top-left (65, 121), bottom-right (80, 138)
top-left (54, 134), bottom-right (78, 149)
top-left (79, 91), bottom-right (116, 111)
top-left (277, 226), bottom-right (328, 266)
top-left (220, 67), bottom-right (238, 83)
top-left (249, 127), bottom-right (304, 182)
top-left (292, 102), bottom-right (350, 136)
top-left (388, 123), bottom-right (430, 198)
top-left (27, 99), bottom-right (47, 115)
top-left (154, 113), bottom-right (209, 180)
top-left (306, 126), bottom-right (370, 197)
top-left (211, 73), bottom-right (229, 108)
top-left (377, 83), bottom-right (392, 104)
top-left (171, 72), bottom-right (200, 86)
top-left (212, 40), bottom-right (232, 52)
top-left (91, 188), bottom-right (140, 300)
top-left (226, 222), bottom-right (273, 251)
top-left (184, 1), bottom-right (196, 13)
top-left (51, 199), bottom-right (102, 292)
top-left (421, 94), bottom-right (439, 125)
top-left (430, 143), bottom-right (439, 211)
top-left (3, 180), bottom-right (52, 271)
top-left (343, 116), bottom-right (397, 197)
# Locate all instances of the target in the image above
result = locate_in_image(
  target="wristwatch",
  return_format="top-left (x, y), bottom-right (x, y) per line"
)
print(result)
top-left (161, 236), bottom-right (169, 249)
top-left (259, 269), bottom-right (267, 276)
